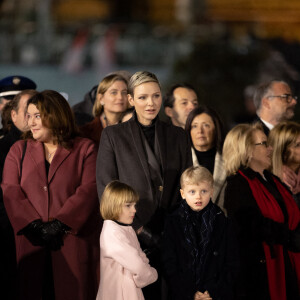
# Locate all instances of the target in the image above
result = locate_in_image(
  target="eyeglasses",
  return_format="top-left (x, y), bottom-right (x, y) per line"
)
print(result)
top-left (267, 94), bottom-right (298, 103)
top-left (254, 141), bottom-right (269, 148)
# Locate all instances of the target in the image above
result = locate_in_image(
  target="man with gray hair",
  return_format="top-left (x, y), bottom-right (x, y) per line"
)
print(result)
top-left (253, 80), bottom-right (297, 135)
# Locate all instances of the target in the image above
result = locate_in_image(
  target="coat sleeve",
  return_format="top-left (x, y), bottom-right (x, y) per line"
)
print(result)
top-left (103, 228), bottom-right (158, 288)
top-left (1, 142), bottom-right (41, 232)
top-left (55, 141), bottom-right (99, 234)
top-left (96, 128), bottom-right (118, 202)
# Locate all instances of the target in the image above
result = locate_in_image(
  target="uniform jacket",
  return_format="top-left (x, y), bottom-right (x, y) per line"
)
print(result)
top-left (161, 202), bottom-right (239, 300)
top-left (96, 113), bottom-right (192, 231)
top-left (97, 220), bottom-right (158, 300)
top-left (2, 137), bottom-right (100, 300)
top-left (192, 148), bottom-right (227, 210)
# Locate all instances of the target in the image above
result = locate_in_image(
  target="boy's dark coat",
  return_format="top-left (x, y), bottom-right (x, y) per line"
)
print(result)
top-left (161, 203), bottom-right (239, 300)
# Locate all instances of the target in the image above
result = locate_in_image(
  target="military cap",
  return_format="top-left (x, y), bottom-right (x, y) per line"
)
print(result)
top-left (0, 75), bottom-right (37, 98)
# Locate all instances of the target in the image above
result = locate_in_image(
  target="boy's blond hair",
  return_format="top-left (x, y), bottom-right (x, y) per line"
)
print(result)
top-left (100, 181), bottom-right (139, 220)
top-left (180, 166), bottom-right (213, 189)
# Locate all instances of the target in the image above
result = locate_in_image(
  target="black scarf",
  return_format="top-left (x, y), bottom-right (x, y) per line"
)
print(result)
top-left (180, 200), bottom-right (219, 287)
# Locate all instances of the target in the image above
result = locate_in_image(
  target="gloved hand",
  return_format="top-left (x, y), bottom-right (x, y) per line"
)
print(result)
top-left (41, 219), bottom-right (70, 251)
top-left (18, 219), bottom-right (45, 247)
top-left (138, 226), bottom-right (160, 249)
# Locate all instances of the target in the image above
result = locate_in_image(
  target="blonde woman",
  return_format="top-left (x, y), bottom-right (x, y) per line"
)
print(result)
top-left (269, 121), bottom-right (300, 208)
top-left (223, 123), bottom-right (300, 300)
top-left (80, 73), bottom-right (128, 147)
top-left (96, 71), bottom-right (192, 300)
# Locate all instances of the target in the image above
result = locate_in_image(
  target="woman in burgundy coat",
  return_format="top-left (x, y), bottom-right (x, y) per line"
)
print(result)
top-left (1, 90), bottom-right (100, 300)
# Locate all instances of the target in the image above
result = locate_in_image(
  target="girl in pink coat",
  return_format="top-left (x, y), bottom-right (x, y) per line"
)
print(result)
top-left (97, 181), bottom-right (158, 300)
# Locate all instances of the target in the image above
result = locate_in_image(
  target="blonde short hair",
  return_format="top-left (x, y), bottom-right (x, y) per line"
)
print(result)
top-left (180, 166), bottom-right (213, 189)
top-left (223, 123), bottom-right (264, 175)
top-left (268, 121), bottom-right (300, 179)
top-left (92, 74), bottom-right (128, 117)
top-left (128, 71), bottom-right (161, 96)
top-left (100, 181), bottom-right (139, 220)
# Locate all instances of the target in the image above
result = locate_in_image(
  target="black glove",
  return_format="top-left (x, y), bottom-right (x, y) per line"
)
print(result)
top-left (138, 226), bottom-right (161, 251)
top-left (18, 219), bottom-right (45, 247)
top-left (41, 219), bottom-right (70, 251)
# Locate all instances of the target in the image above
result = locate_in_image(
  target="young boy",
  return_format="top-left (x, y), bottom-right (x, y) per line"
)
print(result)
top-left (161, 166), bottom-right (239, 300)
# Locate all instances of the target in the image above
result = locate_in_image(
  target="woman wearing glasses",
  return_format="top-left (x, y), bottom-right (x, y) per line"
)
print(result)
top-left (269, 121), bottom-right (300, 208)
top-left (223, 123), bottom-right (300, 300)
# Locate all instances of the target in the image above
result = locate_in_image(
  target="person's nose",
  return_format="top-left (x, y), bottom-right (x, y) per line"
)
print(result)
top-left (187, 101), bottom-right (195, 112)
top-left (147, 97), bottom-right (154, 106)
top-left (131, 206), bottom-right (136, 213)
top-left (28, 117), bottom-right (34, 127)
top-left (117, 92), bottom-right (124, 101)
top-left (291, 96), bottom-right (297, 105)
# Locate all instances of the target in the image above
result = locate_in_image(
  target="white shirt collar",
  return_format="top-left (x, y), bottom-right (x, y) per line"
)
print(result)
top-left (260, 118), bottom-right (274, 130)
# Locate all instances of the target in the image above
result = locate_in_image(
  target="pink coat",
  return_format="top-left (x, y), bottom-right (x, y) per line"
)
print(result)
top-left (97, 220), bottom-right (157, 300)
top-left (2, 137), bottom-right (100, 300)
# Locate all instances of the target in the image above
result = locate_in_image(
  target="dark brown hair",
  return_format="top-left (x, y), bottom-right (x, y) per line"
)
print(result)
top-left (185, 105), bottom-right (225, 154)
top-left (24, 90), bottom-right (79, 148)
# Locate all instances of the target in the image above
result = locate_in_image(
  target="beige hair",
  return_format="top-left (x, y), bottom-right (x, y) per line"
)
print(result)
top-left (268, 121), bottom-right (300, 179)
top-left (180, 166), bottom-right (213, 189)
top-left (100, 180), bottom-right (139, 220)
top-left (223, 123), bottom-right (264, 175)
top-left (92, 74), bottom-right (128, 117)
top-left (128, 71), bottom-right (161, 97)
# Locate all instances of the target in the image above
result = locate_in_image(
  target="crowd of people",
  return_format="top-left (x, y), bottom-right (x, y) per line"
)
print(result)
top-left (0, 72), bottom-right (299, 300)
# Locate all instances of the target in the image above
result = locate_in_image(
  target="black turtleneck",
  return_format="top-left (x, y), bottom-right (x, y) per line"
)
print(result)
top-left (137, 118), bottom-right (157, 152)
top-left (194, 147), bottom-right (216, 174)
top-left (114, 220), bottom-right (131, 227)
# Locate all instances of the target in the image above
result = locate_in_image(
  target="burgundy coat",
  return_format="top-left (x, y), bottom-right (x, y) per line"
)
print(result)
top-left (2, 137), bottom-right (100, 300)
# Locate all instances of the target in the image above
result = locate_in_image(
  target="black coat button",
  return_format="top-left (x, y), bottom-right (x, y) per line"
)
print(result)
top-left (213, 251), bottom-right (218, 256)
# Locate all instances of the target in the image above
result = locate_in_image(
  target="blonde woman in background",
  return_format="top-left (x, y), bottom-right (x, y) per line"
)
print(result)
top-left (269, 121), bottom-right (300, 208)
top-left (80, 73), bottom-right (128, 148)
top-left (223, 123), bottom-right (300, 300)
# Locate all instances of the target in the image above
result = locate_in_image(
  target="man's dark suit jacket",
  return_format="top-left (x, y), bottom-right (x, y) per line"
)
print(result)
top-left (253, 116), bottom-right (270, 136)
top-left (96, 113), bottom-right (192, 231)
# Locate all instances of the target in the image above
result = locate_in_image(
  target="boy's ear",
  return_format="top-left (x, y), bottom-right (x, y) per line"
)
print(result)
top-left (180, 189), bottom-right (185, 199)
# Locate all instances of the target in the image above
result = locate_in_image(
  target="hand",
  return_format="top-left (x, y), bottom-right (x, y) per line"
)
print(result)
top-left (282, 166), bottom-right (297, 192)
top-left (138, 226), bottom-right (160, 249)
top-left (136, 226), bottom-right (143, 235)
top-left (194, 290), bottom-right (212, 300)
top-left (18, 219), bottom-right (45, 247)
top-left (41, 219), bottom-right (69, 251)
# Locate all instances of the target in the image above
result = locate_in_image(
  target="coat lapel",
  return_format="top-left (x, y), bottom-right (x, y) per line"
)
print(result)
top-left (27, 141), bottom-right (47, 183)
top-left (48, 146), bottom-right (70, 183)
top-left (155, 120), bottom-right (166, 173)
